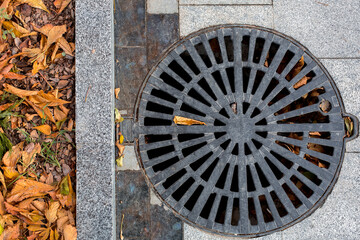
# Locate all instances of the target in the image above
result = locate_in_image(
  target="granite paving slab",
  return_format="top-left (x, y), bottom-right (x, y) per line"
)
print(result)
top-left (147, 0), bottom-right (178, 14)
top-left (179, 0), bottom-right (272, 5)
top-left (320, 59), bottom-right (360, 152)
top-left (114, 0), bottom-right (146, 46)
top-left (179, 5), bottom-right (274, 36)
top-left (115, 47), bottom-right (147, 115)
top-left (146, 14), bottom-right (180, 68)
top-left (151, 205), bottom-right (183, 240)
top-left (273, 0), bottom-right (360, 58)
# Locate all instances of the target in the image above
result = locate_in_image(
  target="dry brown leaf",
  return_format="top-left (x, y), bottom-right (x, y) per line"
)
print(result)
top-left (4, 83), bottom-right (39, 97)
top-left (45, 201), bottom-right (60, 224)
top-left (7, 178), bottom-right (55, 203)
top-left (116, 141), bottom-right (125, 157)
top-left (115, 88), bottom-right (120, 99)
top-left (16, 197), bottom-right (36, 211)
top-left (287, 56), bottom-right (304, 80)
top-left (21, 143), bottom-right (41, 171)
top-left (54, 107), bottom-right (67, 121)
top-left (57, 37), bottom-right (73, 56)
top-left (0, 170), bottom-right (6, 192)
top-left (1, 167), bottom-right (19, 180)
top-left (0, 222), bottom-right (20, 240)
top-left (65, 119), bottom-right (73, 131)
top-left (63, 224), bottom-right (77, 240)
top-left (0, 103), bottom-right (13, 111)
top-left (0, 191), bottom-right (6, 215)
top-left (2, 142), bottom-right (24, 168)
top-left (309, 131), bottom-right (321, 137)
top-left (3, 72), bottom-right (26, 80)
top-left (33, 125), bottom-right (51, 135)
top-left (293, 76), bottom-right (311, 89)
top-left (31, 200), bottom-right (46, 212)
top-left (173, 116), bottom-right (206, 125)
top-left (46, 25), bottom-right (66, 48)
top-left (25, 113), bottom-right (37, 121)
top-left (0, 44), bottom-right (8, 54)
top-left (16, 0), bottom-right (50, 13)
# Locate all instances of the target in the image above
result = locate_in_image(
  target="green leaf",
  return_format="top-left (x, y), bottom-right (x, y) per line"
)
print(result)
top-left (115, 108), bottom-right (124, 123)
top-left (0, 132), bottom-right (12, 160)
top-left (60, 176), bottom-right (70, 196)
top-left (0, 223), bottom-right (4, 236)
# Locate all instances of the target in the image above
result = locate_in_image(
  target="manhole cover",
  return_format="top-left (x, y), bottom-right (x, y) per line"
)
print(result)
top-left (133, 25), bottom-right (358, 237)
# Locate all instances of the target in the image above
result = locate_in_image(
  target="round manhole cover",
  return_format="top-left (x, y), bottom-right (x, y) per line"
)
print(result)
top-left (133, 25), bottom-right (358, 237)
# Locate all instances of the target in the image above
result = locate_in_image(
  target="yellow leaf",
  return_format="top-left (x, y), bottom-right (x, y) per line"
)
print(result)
top-left (116, 156), bottom-right (124, 167)
top-left (119, 134), bottom-right (124, 144)
top-left (2, 21), bottom-right (23, 37)
top-left (16, 0), bottom-right (50, 13)
top-left (63, 224), bottom-right (77, 240)
top-left (173, 116), bottom-right (206, 126)
top-left (1, 167), bottom-right (19, 180)
top-left (115, 108), bottom-right (124, 123)
top-left (115, 88), bottom-right (120, 99)
top-left (7, 178), bottom-right (55, 203)
top-left (4, 83), bottom-right (39, 98)
top-left (45, 201), bottom-right (60, 224)
top-left (33, 125), bottom-right (51, 135)
top-left (0, 170), bottom-right (6, 192)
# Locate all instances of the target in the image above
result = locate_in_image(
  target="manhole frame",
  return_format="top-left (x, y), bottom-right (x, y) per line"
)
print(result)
top-left (132, 24), bottom-right (359, 238)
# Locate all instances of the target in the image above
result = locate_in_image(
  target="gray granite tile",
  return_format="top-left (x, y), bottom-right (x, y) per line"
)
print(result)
top-left (147, 0), bottom-right (178, 14)
top-left (151, 205), bottom-right (183, 240)
top-left (184, 223), bottom-right (283, 240)
top-left (114, 0), bottom-right (146, 46)
top-left (320, 59), bottom-right (360, 152)
top-left (146, 14), bottom-right (179, 68)
top-left (179, 5), bottom-right (274, 36)
top-left (116, 171), bottom-right (151, 239)
top-left (116, 146), bottom-right (140, 171)
top-left (273, 0), bottom-right (360, 58)
top-left (180, 0), bottom-right (272, 4)
top-left (279, 153), bottom-right (360, 239)
top-left (115, 47), bottom-right (147, 114)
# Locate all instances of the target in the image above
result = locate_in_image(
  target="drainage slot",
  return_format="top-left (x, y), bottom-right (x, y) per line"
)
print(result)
top-left (168, 61), bottom-right (192, 83)
top-left (195, 42), bottom-right (212, 68)
top-left (145, 134), bottom-right (172, 144)
top-left (290, 175), bottom-right (314, 198)
top-left (224, 36), bottom-right (234, 62)
top-left (190, 152), bottom-right (213, 171)
top-left (182, 142), bottom-right (207, 157)
top-left (147, 145), bottom-right (175, 159)
top-left (180, 50), bottom-right (201, 75)
top-left (153, 156), bottom-right (180, 172)
top-left (241, 35), bottom-right (250, 61)
top-left (248, 198), bottom-right (258, 225)
top-left (172, 177), bottom-right (195, 201)
top-left (253, 38), bottom-right (265, 63)
top-left (259, 195), bottom-right (274, 223)
top-left (163, 169), bottom-right (187, 189)
top-left (151, 89), bottom-right (177, 103)
top-left (200, 193), bottom-right (216, 219)
top-left (209, 38), bottom-right (223, 64)
top-left (215, 164), bottom-right (230, 189)
top-left (185, 185), bottom-right (204, 211)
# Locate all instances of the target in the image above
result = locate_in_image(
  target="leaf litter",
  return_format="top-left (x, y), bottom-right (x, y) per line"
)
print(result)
top-left (0, 0), bottom-right (76, 239)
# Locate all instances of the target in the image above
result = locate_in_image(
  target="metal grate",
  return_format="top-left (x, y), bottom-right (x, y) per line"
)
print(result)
top-left (133, 25), bottom-right (358, 237)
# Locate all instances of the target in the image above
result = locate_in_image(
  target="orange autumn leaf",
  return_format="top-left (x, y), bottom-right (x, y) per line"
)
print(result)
top-left (2, 167), bottom-right (19, 180)
top-left (16, 0), bottom-right (50, 13)
top-left (173, 116), bottom-right (206, 126)
top-left (21, 143), bottom-right (41, 171)
top-left (3, 72), bottom-right (27, 80)
top-left (115, 88), bottom-right (120, 99)
top-left (45, 201), bottom-right (60, 224)
top-left (0, 222), bottom-right (21, 240)
top-left (4, 83), bottom-right (39, 97)
top-left (2, 142), bottom-right (24, 168)
top-left (33, 125), bottom-right (51, 135)
top-left (0, 103), bottom-right (13, 111)
top-left (54, 107), bottom-right (67, 121)
top-left (63, 224), bottom-right (77, 240)
top-left (46, 25), bottom-right (67, 48)
top-left (54, 0), bottom-right (71, 14)
top-left (7, 178), bottom-right (55, 203)
top-left (293, 76), bottom-right (311, 89)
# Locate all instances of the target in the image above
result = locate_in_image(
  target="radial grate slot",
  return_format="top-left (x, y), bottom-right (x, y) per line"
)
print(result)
top-left (195, 42), bottom-right (212, 67)
top-left (180, 50), bottom-right (200, 75)
top-left (136, 26), bottom-right (352, 237)
top-left (209, 38), bottom-right (223, 64)
top-left (185, 185), bottom-right (204, 211)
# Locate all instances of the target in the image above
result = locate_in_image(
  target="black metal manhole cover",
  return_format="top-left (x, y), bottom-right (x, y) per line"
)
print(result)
top-left (133, 25), bottom-right (358, 237)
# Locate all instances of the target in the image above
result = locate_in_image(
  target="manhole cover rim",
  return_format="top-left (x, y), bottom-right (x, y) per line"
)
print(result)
top-left (132, 24), bottom-right (358, 238)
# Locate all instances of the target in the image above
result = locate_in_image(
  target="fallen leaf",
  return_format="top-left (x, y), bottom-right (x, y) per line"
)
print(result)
top-left (0, 222), bottom-right (20, 240)
top-left (1, 167), bottom-right (19, 180)
top-left (0, 192), bottom-right (5, 215)
top-left (287, 56), bottom-right (304, 80)
top-left (309, 131), bottom-right (321, 137)
top-left (3, 72), bottom-right (27, 80)
top-left (63, 224), bottom-right (77, 240)
top-left (116, 141), bottom-right (125, 157)
top-left (21, 143), bottom-right (41, 171)
top-left (2, 142), bottom-right (24, 168)
top-left (115, 88), bottom-right (120, 99)
top-left (45, 201), bottom-right (60, 224)
top-left (54, 107), bottom-right (67, 121)
top-left (115, 108), bottom-right (124, 123)
top-left (116, 156), bottom-right (124, 167)
top-left (16, 0), bottom-right (50, 13)
top-left (7, 178), bottom-right (55, 203)
top-left (344, 117), bottom-right (354, 137)
top-left (173, 116), bottom-right (206, 125)
top-left (293, 76), bottom-right (311, 89)
top-left (33, 125), bottom-right (51, 135)
top-left (53, 0), bottom-right (71, 14)
top-left (0, 103), bottom-right (13, 111)
top-left (4, 83), bottom-right (39, 97)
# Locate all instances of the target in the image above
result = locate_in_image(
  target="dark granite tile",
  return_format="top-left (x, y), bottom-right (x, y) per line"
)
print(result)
top-left (146, 14), bottom-right (179, 69)
top-left (116, 171), bottom-right (151, 239)
top-left (150, 205), bottom-right (183, 240)
top-left (115, 47), bottom-right (147, 114)
top-left (114, 0), bottom-right (146, 46)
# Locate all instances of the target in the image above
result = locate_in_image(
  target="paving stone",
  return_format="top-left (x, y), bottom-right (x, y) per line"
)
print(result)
top-left (279, 153), bottom-right (360, 239)
top-left (116, 171), bottom-right (151, 239)
top-left (179, 5), bottom-right (274, 36)
top-left (114, 0), bottom-right (146, 46)
top-left (147, 0), bottom-right (178, 14)
top-left (179, 0), bottom-right (272, 5)
top-left (115, 47), bottom-right (147, 114)
top-left (320, 59), bottom-right (360, 152)
top-left (146, 14), bottom-right (179, 68)
top-left (273, 0), bottom-right (360, 58)
top-left (150, 189), bottom-right (163, 206)
top-left (116, 146), bottom-right (140, 171)
top-left (184, 223), bottom-right (283, 240)
top-left (151, 205), bottom-right (183, 240)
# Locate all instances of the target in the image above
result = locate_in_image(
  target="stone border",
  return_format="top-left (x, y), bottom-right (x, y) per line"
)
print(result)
top-left (75, 0), bottom-right (116, 239)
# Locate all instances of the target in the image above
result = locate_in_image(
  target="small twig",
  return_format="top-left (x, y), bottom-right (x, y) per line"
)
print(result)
top-left (84, 85), bottom-right (92, 103)
top-left (39, 71), bottom-right (54, 90)
top-left (120, 213), bottom-right (124, 240)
